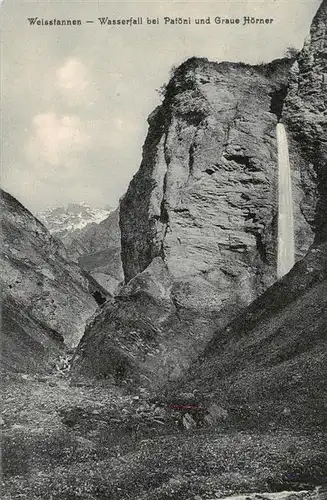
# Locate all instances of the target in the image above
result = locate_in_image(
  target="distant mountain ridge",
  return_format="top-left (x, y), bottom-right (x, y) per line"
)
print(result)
top-left (38, 202), bottom-right (124, 295)
top-left (66, 208), bottom-right (124, 295)
top-left (38, 202), bottom-right (124, 296)
top-left (38, 202), bottom-right (111, 240)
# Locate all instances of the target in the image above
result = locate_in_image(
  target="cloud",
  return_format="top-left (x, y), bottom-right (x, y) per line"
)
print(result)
top-left (56, 58), bottom-right (88, 91)
top-left (26, 112), bottom-right (89, 166)
top-left (55, 58), bottom-right (94, 105)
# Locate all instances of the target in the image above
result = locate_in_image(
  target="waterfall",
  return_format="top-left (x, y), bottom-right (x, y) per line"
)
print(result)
top-left (276, 123), bottom-right (295, 279)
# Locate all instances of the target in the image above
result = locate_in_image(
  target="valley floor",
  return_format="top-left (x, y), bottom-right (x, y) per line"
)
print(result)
top-left (2, 372), bottom-right (326, 500)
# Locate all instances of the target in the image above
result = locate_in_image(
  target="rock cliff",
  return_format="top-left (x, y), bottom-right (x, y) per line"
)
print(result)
top-left (1, 294), bottom-right (64, 373)
top-left (282, 0), bottom-right (327, 242)
top-left (121, 57), bottom-right (314, 294)
top-left (0, 189), bottom-right (101, 360)
top-left (169, 0), bottom-right (327, 429)
top-left (73, 2), bottom-right (326, 388)
top-left (73, 53), bottom-right (317, 387)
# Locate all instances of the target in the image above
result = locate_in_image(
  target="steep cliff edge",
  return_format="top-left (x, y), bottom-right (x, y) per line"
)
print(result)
top-left (283, 0), bottom-right (327, 242)
top-left (73, 56), bottom-right (316, 387)
top-left (0, 189), bottom-right (100, 364)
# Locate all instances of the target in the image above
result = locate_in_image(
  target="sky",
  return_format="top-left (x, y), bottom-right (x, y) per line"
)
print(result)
top-left (1, 0), bottom-right (322, 213)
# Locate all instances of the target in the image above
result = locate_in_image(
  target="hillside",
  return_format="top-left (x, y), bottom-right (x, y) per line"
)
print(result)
top-left (0, 189), bottom-right (100, 360)
top-left (172, 241), bottom-right (327, 430)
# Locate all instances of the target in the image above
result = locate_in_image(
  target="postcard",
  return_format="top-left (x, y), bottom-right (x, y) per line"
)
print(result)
top-left (1, 1), bottom-right (326, 499)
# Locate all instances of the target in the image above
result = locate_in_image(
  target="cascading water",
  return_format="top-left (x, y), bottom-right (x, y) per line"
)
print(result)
top-left (276, 122), bottom-right (295, 279)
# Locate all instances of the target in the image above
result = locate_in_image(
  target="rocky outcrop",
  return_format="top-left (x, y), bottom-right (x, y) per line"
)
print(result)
top-left (121, 57), bottom-right (314, 291)
top-left (0, 189), bottom-right (100, 355)
top-left (73, 57), bottom-right (315, 387)
top-left (73, 256), bottom-right (224, 386)
top-left (282, 0), bottom-right (327, 242)
top-left (73, 3), bottom-right (326, 389)
top-left (62, 208), bottom-right (123, 295)
top-left (171, 0), bottom-right (327, 420)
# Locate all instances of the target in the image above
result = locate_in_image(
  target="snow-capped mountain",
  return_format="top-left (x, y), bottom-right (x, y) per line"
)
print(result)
top-left (37, 202), bottom-right (111, 240)
top-left (37, 202), bottom-right (123, 295)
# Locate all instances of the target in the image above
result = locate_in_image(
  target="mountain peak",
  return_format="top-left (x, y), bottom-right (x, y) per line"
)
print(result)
top-left (37, 202), bottom-right (111, 239)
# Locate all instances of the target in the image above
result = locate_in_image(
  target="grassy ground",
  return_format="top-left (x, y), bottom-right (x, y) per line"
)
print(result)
top-left (2, 372), bottom-right (326, 500)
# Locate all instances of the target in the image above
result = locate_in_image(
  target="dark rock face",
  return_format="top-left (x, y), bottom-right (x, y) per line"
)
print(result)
top-left (174, 1), bottom-right (327, 422)
top-left (64, 208), bottom-right (124, 295)
top-left (0, 189), bottom-right (99, 354)
top-left (283, 0), bottom-right (327, 243)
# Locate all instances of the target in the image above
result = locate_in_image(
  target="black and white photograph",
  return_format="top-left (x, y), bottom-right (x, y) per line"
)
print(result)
top-left (1, 0), bottom-right (326, 499)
